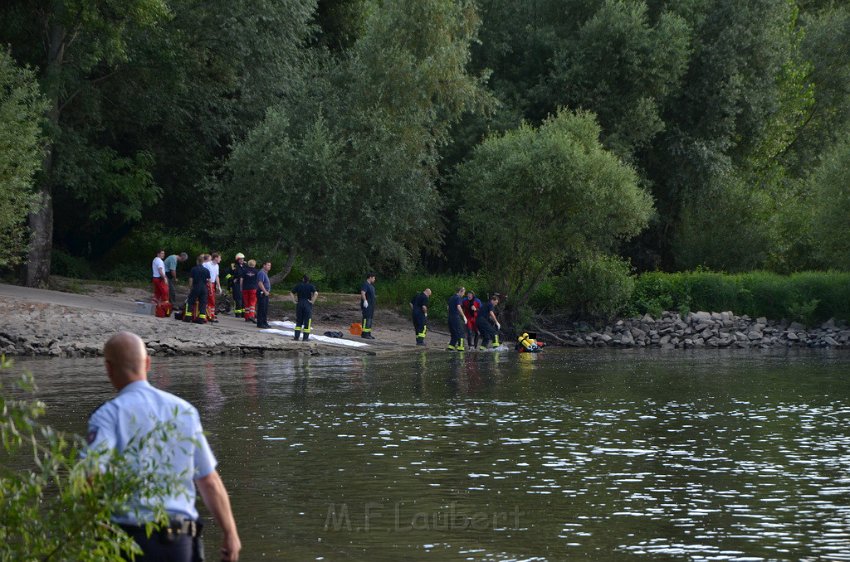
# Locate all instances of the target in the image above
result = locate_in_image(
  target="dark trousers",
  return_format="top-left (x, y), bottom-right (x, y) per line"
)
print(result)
top-left (167, 275), bottom-right (177, 308)
top-left (413, 310), bottom-right (427, 343)
top-left (294, 301), bottom-right (313, 340)
top-left (466, 325), bottom-right (479, 348)
top-left (448, 316), bottom-right (465, 349)
top-left (256, 292), bottom-right (269, 326)
top-left (186, 286), bottom-right (208, 321)
top-left (478, 319), bottom-right (498, 348)
top-left (120, 526), bottom-right (199, 562)
top-left (232, 285), bottom-right (244, 316)
top-left (361, 306), bottom-right (374, 333)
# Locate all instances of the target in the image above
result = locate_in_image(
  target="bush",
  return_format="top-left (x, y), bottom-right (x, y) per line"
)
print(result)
top-left (380, 274), bottom-right (486, 323)
top-left (631, 270), bottom-right (850, 324)
top-left (557, 254), bottom-right (635, 321)
top-left (51, 248), bottom-right (94, 279)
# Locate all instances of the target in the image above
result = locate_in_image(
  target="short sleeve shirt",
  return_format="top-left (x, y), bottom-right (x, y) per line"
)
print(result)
top-left (152, 257), bottom-right (165, 278)
top-left (477, 301), bottom-right (495, 324)
top-left (292, 282), bottom-right (316, 302)
top-left (85, 381), bottom-right (216, 524)
top-left (258, 269), bottom-right (271, 292)
top-left (448, 294), bottom-right (463, 318)
top-left (203, 261), bottom-right (219, 284)
top-left (412, 292), bottom-right (429, 312)
top-left (242, 267), bottom-right (259, 290)
top-left (191, 264), bottom-right (210, 287)
top-left (164, 255), bottom-right (178, 274)
top-left (361, 282), bottom-right (376, 306)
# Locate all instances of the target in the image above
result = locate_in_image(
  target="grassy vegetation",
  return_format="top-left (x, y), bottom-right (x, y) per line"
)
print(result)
top-left (380, 270), bottom-right (850, 326)
top-left (379, 275), bottom-right (487, 322)
top-left (630, 271), bottom-right (850, 325)
top-left (42, 253), bottom-right (850, 327)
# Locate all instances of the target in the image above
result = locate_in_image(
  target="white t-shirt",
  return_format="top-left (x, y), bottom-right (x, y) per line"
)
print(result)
top-left (152, 257), bottom-right (165, 278)
top-left (203, 261), bottom-right (219, 284)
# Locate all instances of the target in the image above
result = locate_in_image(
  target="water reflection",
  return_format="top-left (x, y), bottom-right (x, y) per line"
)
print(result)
top-left (16, 350), bottom-right (850, 561)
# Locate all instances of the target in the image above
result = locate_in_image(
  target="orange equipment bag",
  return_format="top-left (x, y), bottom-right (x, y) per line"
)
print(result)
top-left (349, 323), bottom-right (363, 336)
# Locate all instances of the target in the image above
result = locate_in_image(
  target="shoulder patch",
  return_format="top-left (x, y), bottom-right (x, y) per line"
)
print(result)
top-left (86, 428), bottom-right (98, 445)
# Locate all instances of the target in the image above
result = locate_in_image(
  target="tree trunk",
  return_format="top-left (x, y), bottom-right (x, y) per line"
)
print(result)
top-left (269, 247), bottom-right (297, 285)
top-left (23, 20), bottom-right (65, 287)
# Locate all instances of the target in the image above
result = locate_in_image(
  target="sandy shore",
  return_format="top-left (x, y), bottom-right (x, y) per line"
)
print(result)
top-left (0, 282), bottom-right (445, 358)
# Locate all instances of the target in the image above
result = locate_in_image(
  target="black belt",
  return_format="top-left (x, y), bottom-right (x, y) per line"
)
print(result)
top-left (120, 518), bottom-right (202, 538)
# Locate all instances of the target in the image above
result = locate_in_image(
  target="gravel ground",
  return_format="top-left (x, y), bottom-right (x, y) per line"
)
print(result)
top-left (0, 281), bottom-right (445, 358)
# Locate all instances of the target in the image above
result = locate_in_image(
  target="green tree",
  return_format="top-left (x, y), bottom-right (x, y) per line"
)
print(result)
top-left (218, 0), bottom-right (491, 280)
top-left (0, 47), bottom-right (47, 269)
top-left (809, 135), bottom-right (850, 269)
top-left (643, 0), bottom-right (812, 270)
top-left (549, 0), bottom-right (691, 160)
top-left (456, 109), bottom-right (653, 318)
top-left (0, 0), bottom-right (170, 286)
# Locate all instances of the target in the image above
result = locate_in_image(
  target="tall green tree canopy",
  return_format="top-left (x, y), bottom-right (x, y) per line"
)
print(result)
top-left (0, 48), bottom-right (47, 268)
top-left (456, 109), bottom-right (653, 313)
top-left (218, 0), bottom-right (492, 279)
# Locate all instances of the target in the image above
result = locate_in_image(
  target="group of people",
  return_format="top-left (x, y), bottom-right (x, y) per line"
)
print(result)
top-left (410, 286), bottom-right (502, 350)
top-left (154, 254), bottom-right (502, 351)
top-left (152, 250), bottom-right (319, 337)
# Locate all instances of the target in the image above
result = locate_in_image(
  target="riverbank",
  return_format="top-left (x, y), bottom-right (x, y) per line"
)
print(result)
top-left (3, 281), bottom-right (849, 358)
top-left (0, 282), bottom-right (438, 358)
top-left (535, 310), bottom-right (850, 349)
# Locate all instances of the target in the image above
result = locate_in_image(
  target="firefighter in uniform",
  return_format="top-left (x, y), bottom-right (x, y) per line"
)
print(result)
top-left (241, 259), bottom-right (259, 323)
top-left (410, 288), bottom-right (431, 346)
top-left (477, 294), bottom-right (502, 349)
top-left (290, 275), bottom-right (318, 341)
top-left (447, 286), bottom-right (467, 351)
top-left (184, 255), bottom-right (210, 324)
top-left (228, 253), bottom-right (247, 317)
top-left (359, 273), bottom-right (377, 339)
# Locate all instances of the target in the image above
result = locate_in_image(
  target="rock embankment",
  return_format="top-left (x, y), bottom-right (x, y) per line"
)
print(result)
top-left (551, 310), bottom-right (850, 349)
top-left (0, 299), bottom-right (337, 358)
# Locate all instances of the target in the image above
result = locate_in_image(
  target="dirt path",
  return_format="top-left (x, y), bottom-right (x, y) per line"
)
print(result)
top-left (0, 280), bottom-right (451, 357)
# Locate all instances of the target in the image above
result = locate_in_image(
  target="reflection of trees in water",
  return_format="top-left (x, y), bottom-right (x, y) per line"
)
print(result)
top-left (202, 362), bottom-right (226, 414)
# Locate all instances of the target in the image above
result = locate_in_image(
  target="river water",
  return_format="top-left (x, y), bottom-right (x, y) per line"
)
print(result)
top-left (12, 349), bottom-right (850, 561)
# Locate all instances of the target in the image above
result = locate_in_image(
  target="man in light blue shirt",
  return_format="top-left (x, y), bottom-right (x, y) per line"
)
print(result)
top-left (163, 251), bottom-right (188, 309)
top-left (86, 332), bottom-right (241, 561)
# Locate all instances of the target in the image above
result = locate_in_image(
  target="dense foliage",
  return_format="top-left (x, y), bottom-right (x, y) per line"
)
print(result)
top-left (2, 0), bottom-right (850, 317)
top-left (0, 48), bottom-right (46, 269)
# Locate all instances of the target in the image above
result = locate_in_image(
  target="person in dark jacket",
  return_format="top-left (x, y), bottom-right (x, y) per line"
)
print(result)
top-left (228, 253), bottom-right (247, 317)
top-left (359, 273), bottom-right (377, 339)
top-left (241, 259), bottom-right (259, 323)
top-left (290, 275), bottom-right (318, 341)
top-left (447, 286), bottom-right (467, 351)
top-left (477, 294), bottom-right (502, 349)
top-left (410, 288), bottom-right (432, 346)
top-left (184, 255), bottom-right (210, 324)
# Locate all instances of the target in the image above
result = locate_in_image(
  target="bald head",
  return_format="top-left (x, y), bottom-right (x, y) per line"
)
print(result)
top-left (103, 331), bottom-right (150, 390)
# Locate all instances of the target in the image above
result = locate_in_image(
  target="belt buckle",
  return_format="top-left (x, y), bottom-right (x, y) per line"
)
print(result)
top-left (169, 517), bottom-right (196, 537)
